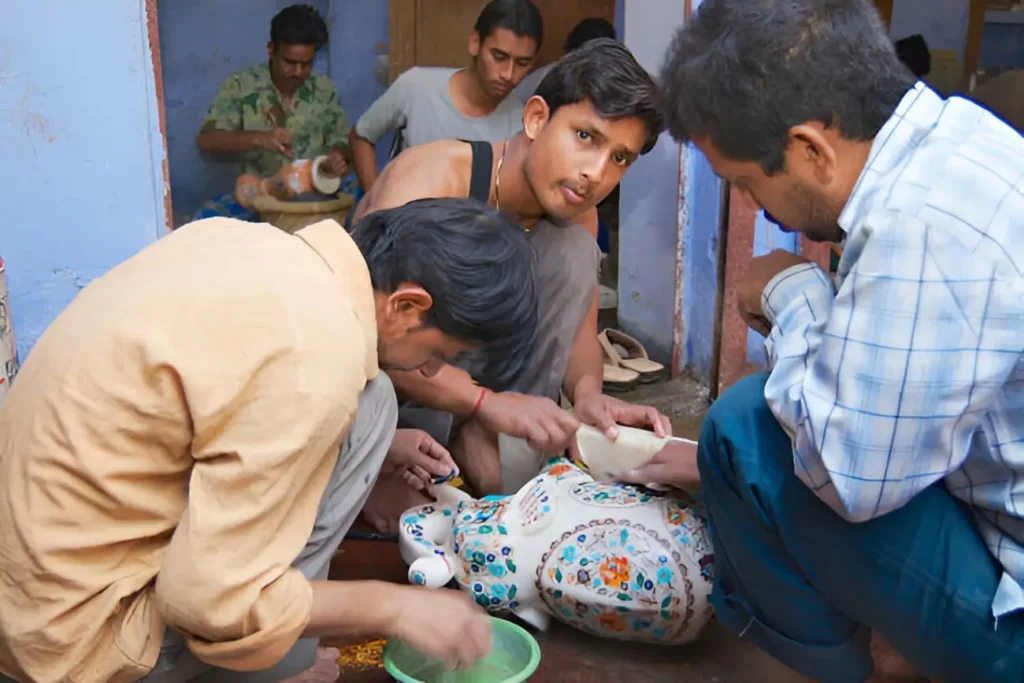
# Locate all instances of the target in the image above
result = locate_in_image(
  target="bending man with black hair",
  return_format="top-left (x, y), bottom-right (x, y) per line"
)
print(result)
top-left (0, 201), bottom-right (536, 681)
top-left (353, 38), bottom-right (673, 525)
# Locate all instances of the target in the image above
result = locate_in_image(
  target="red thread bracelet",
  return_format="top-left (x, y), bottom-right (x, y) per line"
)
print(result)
top-left (470, 387), bottom-right (488, 417)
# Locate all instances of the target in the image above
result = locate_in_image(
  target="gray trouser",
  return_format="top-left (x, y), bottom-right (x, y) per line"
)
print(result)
top-left (140, 374), bottom-right (398, 683)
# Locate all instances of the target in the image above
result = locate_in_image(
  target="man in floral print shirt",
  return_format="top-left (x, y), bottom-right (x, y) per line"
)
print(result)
top-left (193, 4), bottom-right (353, 220)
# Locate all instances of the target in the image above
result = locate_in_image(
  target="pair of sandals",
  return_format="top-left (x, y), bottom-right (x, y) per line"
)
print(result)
top-left (599, 329), bottom-right (668, 392)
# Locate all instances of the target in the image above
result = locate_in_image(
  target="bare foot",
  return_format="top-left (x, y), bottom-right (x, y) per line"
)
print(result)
top-left (279, 647), bottom-right (339, 682)
top-left (450, 418), bottom-right (502, 496)
top-left (359, 473), bottom-right (432, 534)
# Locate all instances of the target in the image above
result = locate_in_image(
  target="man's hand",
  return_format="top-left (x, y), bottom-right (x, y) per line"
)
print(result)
top-left (258, 128), bottom-right (293, 157)
top-left (382, 429), bottom-right (458, 490)
top-left (573, 390), bottom-right (671, 441)
top-left (475, 392), bottom-right (580, 453)
top-left (387, 586), bottom-right (493, 671)
top-left (737, 249), bottom-right (811, 336)
top-left (324, 147), bottom-right (348, 177)
top-left (617, 439), bottom-right (700, 491)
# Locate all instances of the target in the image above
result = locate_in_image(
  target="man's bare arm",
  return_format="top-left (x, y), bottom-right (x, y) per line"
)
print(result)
top-left (563, 287), bottom-right (603, 403)
top-left (196, 128), bottom-right (268, 156)
top-left (390, 364), bottom-right (482, 416)
top-left (350, 129), bottom-right (381, 192)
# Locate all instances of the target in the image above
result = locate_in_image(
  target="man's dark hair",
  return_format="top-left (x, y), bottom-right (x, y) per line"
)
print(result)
top-left (659, 0), bottom-right (916, 174)
top-left (564, 18), bottom-right (616, 54)
top-left (351, 198), bottom-right (538, 391)
top-left (474, 0), bottom-right (544, 48)
top-left (270, 4), bottom-right (328, 50)
top-left (534, 38), bottom-right (664, 154)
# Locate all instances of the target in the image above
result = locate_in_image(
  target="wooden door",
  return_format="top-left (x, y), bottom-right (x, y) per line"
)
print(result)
top-left (873, 0), bottom-right (894, 28)
top-left (389, 0), bottom-right (617, 82)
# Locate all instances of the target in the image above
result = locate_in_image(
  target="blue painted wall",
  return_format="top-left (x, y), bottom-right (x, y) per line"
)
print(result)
top-left (0, 0), bottom-right (167, 357)
top-left (746, 216), bottom-right (798, 362)
top-left (891, 0), bottom-right (970, 59)
top-left (618, 0), bottom-right (686, 367)
top-left (682, 149), bottom-right (723, 375)
top-left (981, 20), bottom-right (1024, 69)
top-left (325, 2), bottom-right (391, 171)
top-left (889, 1), bottom-right (1023, 71)
top-left (618, 0), bottom-right (723, 380)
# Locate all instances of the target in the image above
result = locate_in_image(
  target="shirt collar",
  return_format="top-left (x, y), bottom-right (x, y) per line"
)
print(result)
top-left (295, 220), bottom-right (379, 379)
top-left (838, 81), bottom-right (942, 235)
top-left (254, 63), bottom-right (314, 103)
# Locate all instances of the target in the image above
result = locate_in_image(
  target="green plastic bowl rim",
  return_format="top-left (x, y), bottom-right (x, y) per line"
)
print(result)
top-left (382, 616), bottom-right (542, 683)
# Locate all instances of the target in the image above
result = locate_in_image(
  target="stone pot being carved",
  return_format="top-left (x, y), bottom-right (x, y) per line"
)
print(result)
top-left (234, 156), bottom-right (342, 209)
top-left (398, 456), bottom-right (715, 645)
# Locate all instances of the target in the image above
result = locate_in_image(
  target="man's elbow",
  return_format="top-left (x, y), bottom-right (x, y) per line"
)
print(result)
top-left (196, 132), bottom-right (213, 153)
top-left (350, 127), bottom-right (373, 149)
top-left (154, 564), bottom-right (312, 670)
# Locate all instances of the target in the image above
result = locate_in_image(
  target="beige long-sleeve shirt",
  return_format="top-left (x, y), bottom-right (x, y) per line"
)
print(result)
top-left (0, 218), bottom-right (378, 682)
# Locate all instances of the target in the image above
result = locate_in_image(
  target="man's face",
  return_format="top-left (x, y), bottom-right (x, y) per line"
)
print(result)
top-left (378, 328), bottom-right (475, 376)
top-left (694, 135), bottom-right (846, 244)
top-left (374, 288), bottom-right (477, 375)
top-left (470, 28), bottom-right (538, 100)
top-left (267, 42), bottom-right (316, 95)
top-left (523, 99), bottom-right (647, 221)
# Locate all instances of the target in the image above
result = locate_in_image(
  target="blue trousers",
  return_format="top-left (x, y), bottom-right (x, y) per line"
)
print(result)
top-left (699, 373), bottom-right (1024, 682)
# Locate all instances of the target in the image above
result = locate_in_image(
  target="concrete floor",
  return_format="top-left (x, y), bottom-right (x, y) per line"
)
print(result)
top-left (330, 537), bottom-right (803, 683)
top-left (329, 376), bottom-right (805, 682)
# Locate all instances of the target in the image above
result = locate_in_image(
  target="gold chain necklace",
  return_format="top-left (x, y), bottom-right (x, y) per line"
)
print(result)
top-left (494, 140), bottom-right (507, 211)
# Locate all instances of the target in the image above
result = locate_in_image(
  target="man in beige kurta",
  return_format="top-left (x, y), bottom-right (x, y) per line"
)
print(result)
top-left (0, 198), bottom-right (538, 682)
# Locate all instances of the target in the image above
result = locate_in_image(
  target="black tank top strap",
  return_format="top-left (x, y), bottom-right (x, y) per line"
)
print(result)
top-left (460, 139), bottom-right (494, 203)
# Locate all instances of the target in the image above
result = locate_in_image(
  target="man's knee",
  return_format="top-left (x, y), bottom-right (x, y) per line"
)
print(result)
top-left (703, 372), bottom-right (772, 432)
top-left (698, 372), bottom-right (773, 473)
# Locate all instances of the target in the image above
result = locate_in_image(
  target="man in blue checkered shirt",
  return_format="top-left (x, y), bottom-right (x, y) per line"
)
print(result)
top-left (624, 0), bottom-right (1024, 680)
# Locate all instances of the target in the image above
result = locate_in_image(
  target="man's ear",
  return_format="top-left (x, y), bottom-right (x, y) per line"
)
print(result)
top-left (787, 123), bottom-right (839, 186)
top-left (469, 30), bottom-right (482, 59)
top-left (387, 284), bottom-right (433, 318)
top-left (523, 95), bottom-right (551, 142)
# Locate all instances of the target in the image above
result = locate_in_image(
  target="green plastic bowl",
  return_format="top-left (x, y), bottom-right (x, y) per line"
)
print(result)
top-left (383, 616), bottom-right (541, 683)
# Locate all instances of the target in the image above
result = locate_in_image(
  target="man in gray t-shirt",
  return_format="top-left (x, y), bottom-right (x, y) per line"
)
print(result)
top-left (349, 0), bottom-right (542, 191)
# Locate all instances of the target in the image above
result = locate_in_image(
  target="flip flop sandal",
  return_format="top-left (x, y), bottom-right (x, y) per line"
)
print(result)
top-left (600, 335), bottom-right (640, 392)
top-left (599, 329), bottom-right (669, 384)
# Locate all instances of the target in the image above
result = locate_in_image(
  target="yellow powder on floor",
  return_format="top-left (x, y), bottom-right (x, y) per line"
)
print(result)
top-left (337, 638), bottom-right (386, 669)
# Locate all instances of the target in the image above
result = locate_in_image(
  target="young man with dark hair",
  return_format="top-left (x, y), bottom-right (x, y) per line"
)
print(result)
top-left (350, 0), bottom-right (543, 192)
top-left (193, 4), bottom-right (353, 221)
top-left (0, 201), bottom-right (538, 682)
top-left (631, 0), bottom-right (1024, 680)
top-left (353, 39), bottom-right (671, 522)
